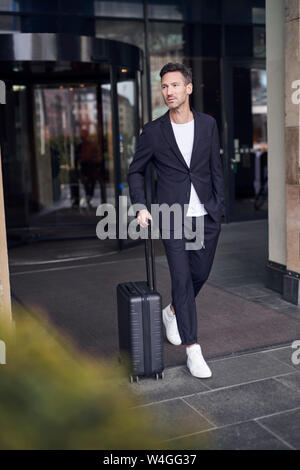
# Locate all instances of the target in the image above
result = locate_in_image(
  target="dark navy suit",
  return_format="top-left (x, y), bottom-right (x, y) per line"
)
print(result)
top-left (127, 107), bottom-right (225, 345)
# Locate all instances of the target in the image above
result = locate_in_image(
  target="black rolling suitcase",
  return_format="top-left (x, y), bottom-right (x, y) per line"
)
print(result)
top-left (117, 220), bottom-right (164, 383)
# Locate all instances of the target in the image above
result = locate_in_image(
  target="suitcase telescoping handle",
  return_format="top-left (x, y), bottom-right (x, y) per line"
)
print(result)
top-left (144, 218), bottom-right (156, 292)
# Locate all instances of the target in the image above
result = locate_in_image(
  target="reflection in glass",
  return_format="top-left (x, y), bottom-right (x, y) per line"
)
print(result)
top-left (253, 26), bottom-right (266, 58)
top-left (117, 75), bottom-right (137, 198)
top-left (252, 7), bottom-right (265, 24)
top-left (223, 1), bottom-right (265, 24)
top-left (251, 69), bottom-right (267, 149)
top-left (32, 83), bottom-right (114, 226)
top-left (232, 66), bottom-right (268, 218)
top-left (95, 19), bottom-right (144, 48)
top-left (148, 0), bottom-right (185, 20)
top-left (116, 68), bottom-right (141, 248)
top-left (0, 14), bottom-right (19, 31)
top-left (0, 0), bottom-right (20, 11)
top-left (148, 0), bottom-right (221, 22)
top-left (0, 79), bottom-right (116, 242)
top-left (1, 84), bottom-right (30, 228)
top-left (95, 0), bottom-right (143, 18)
top-left (101, 82), bottom-right (115, 205)
top-left (34, 84), bottom-right (106, 218)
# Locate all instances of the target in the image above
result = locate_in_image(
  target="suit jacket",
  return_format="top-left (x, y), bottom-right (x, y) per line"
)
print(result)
top-left (127, 106), bottom-right (225, 227)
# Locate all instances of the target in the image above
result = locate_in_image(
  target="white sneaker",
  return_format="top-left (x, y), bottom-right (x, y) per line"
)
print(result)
top-left (186, 344), bottom-right (212, 378)
top-left (162, 304), bottom-right (182, 345)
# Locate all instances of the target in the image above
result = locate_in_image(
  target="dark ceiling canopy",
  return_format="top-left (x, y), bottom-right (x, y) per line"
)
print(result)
top-left (0, 33), bottom-right (143, 71)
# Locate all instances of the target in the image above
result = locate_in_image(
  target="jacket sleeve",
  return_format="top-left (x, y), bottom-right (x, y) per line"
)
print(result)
top-left (127, 123), bottom-right (154, 207)
top-left (210, 118), bottom-right (225, 216)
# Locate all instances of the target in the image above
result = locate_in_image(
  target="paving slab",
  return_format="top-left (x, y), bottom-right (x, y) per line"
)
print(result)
top-left (183, 378), bottom-right (300, 427)
top-left (136, 398), bottom-right (213, 441)
top-left (257, 408), bottom-right (300, 450)
top-left (166, 420), bottom-right (290, 450)
top-left (129, 366), bottom-right (210, 406)
top-left (263, 346), bottom-right (300, 371)
top-left (193, 351), bottom-right (295, 390)
top-left (274, 372), bottom-right (300, 393)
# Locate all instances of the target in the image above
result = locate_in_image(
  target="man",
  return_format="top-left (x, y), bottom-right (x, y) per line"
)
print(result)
top-left (127, 62), bottom-right (225, 379)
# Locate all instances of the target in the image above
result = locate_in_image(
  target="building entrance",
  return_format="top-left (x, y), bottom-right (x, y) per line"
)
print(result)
top-left (0, 34), bottom-right (143, 250)
top-left (222, 59), bottom-right (268, 222)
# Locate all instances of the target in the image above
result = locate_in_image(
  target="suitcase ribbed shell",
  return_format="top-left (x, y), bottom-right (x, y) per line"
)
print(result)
top-left (117, 281), bottom-right (164, 379)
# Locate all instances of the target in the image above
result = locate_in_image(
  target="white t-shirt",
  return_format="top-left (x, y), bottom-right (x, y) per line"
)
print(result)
top-left (171, 119), bottom-right (208, 217)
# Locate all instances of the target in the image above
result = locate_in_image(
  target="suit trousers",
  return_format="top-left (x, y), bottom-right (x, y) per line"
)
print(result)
top-left (160, 213), bottom-right (221, 345)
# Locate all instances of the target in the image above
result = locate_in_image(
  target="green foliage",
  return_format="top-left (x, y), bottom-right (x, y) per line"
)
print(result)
top-left (0, 309), bottom-right (169, 450)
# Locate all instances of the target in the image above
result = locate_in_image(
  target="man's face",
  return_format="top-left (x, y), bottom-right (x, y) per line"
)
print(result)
top-left (161, 71), bottom-right (192, 109)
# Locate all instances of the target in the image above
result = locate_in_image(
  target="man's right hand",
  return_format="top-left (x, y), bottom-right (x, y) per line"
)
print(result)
top-left (137, 209), bottom-right (152, 228)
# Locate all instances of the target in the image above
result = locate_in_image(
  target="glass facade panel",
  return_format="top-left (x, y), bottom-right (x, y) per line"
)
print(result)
top-left (0, 0), bottom-right (266, 24)
top-left (117, 73), bottom-right (137, 194)
top-left (252, 7), bottom-right (265, 24)
top-left (0, 0), bottom-right (19, 11)
top-left (0, 64), bottom-right (119, 241)
top-left (148, 0), bottom-right (185, 20)
top-left (116, 67), bottom-right (141, 247)
top-left (0, 84), bottom-right (30, 229)
top-left (225, 25), bottom-right (253, 57)
top-left (59, 0), bottom-right (94, 14)
top-left (0, 0), bottom-right (268, 232)
top-left (251, 69), bottom-right (267, 147)
top-left (95, 0), bottom-right (143, 18)
top-left (21, 15), bottom-right (59, 33)
top-left (192, 0), bottom-right (221, 23)
top-left (100, 82), bottom-right (115, 206)
top-left (31, 83), bottom-right (110, 227)
top-left (13, 0), bottom-right (59, 13)
top-left (148, 0), bottom-right (222, 22)
top-left (223, 0), bottom-right (265, 24)
top-left (253, 26), bottom-right (266, 58)
top-left (230, 65), bottom-right (268, 219)
top-left (148, 0), bottom-right (224, 22)
top-left (0, 14), bottom-right (19, 31)
top-left (194, 58), bottom-right (222, 123)
top-left (96, 19), bottom-right (144, 48)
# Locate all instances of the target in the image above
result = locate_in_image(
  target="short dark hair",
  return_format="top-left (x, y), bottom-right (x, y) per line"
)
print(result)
top-left (159, 62), bottom-right (192, 85)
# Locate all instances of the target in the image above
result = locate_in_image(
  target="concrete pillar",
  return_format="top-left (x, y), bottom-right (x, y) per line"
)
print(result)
top-left (0, 144), bottom-right (12, 322)
top-left (266, 0), bottom-right (286, 267)
top-left (266, 0), bottom-right (300, 305)
top-left (284, 0), bottom-right (300, 303)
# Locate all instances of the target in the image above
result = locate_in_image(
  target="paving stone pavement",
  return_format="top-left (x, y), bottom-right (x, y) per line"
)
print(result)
top-left (123, 345), bottom-right (300, 450)
top-left (9, 219), bottom-right (300, 449)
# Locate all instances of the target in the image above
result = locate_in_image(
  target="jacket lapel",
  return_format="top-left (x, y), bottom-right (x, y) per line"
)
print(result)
top-left (160, 106), bottom-right (200, 171)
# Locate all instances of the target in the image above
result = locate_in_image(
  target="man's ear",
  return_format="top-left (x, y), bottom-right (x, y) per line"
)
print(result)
top-left (187, 82), bottom-right (193, 95)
